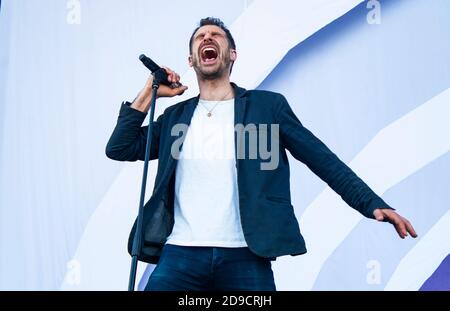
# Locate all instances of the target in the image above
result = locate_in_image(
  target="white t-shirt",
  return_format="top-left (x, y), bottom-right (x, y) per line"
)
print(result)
top-left (165, 98), bottom-right (248, 247)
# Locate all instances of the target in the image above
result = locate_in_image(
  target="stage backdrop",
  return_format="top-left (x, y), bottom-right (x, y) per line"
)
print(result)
top-left (0, 0), bottom-right (449, 290)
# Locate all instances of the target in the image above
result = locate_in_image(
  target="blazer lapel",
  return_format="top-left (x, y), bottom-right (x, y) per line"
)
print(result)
top-left (233, 83), bottom-right (248, 166)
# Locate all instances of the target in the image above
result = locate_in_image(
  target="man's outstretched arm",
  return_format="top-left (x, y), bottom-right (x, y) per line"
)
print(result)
top-left (276, 95), bottom-right (417, 239)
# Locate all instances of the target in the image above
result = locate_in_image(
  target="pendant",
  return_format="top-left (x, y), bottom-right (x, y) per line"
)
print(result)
top-left (207, 112), bottom-right (212, 117)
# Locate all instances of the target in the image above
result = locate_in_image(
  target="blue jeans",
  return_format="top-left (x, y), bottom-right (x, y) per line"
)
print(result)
top-left (145, 244), bottom-right (276, 291)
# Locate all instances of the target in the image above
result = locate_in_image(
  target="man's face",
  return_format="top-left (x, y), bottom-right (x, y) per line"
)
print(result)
top-left (189, 25), bottom-right (236, 80)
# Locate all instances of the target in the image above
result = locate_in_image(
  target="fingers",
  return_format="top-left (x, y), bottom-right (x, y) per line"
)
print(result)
top-left (404, 218), bottom-right (418, 238)
top-left (382, 210), bottom-right (407, 238)
top-left (392, 214), bottom-right (418, 239)
top-left (393, 221), bottom-right (405, 239)
top-left (161, 66), bottom-right (180, 84)
top-left (374, 209), bottom-right (418, 240)
top-left (394, 218), bottom-right (408, 239)
top-left (389, 212), bottom-right (407, 238)
top-left (393, 215), bottom-right (418, 239)
top-left (172, 85), bottom-right (188, 96)
top-left (161, 66), bottom-right (172, 75)
top-left (167, 85), bottom-right (188, 97)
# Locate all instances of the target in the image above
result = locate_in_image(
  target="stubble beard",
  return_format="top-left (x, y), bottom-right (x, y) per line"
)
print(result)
top-left (192, 51), bottom-right (231, 81)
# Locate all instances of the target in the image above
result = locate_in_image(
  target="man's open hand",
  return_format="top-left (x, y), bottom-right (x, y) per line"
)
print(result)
top-left (373, 208), bottom-right (418, 239)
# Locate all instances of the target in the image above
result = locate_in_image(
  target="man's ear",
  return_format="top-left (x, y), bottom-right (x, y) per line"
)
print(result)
top-left (230, 49), bottom-right (237, 62)
top-left (188, 55), bottom-right (193, 67)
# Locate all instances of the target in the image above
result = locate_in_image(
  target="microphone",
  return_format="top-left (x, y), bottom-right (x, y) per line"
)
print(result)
top-left (139, 54), bottom-right (181, 88)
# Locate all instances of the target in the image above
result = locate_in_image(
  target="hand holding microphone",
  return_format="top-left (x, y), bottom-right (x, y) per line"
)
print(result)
top-left (132, 55), bottom-right (188, 113)
top-left (139, 54), bottom-right (188, 99)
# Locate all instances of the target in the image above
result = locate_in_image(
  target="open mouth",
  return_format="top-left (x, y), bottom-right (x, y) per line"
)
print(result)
top-left (200, 46), bottom-right (218, 64)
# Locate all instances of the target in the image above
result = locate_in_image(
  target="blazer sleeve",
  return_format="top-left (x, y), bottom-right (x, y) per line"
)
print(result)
top-left (276, 94), bottom-right (394, 219)
top-left (105, 101), bottom-right (162, 161)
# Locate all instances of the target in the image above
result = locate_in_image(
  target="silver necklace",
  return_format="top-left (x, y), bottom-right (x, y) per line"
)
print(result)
top-left (199, 89), bottom-right (233, 117)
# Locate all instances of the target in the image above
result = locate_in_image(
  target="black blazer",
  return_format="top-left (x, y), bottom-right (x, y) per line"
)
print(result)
top-left (106, 83), bottom-right (392, 264)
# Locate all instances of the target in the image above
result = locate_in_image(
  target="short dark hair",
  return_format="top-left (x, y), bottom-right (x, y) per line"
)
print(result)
top-left (189, 17), bottom-right (236, 54)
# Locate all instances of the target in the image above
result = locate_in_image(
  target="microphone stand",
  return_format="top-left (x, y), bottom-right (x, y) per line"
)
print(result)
top-left (128, 69), bottom-right (166, 291)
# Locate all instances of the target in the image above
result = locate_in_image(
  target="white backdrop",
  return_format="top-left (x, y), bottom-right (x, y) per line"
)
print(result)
top-left (0, 0), bottom-right (449, 290)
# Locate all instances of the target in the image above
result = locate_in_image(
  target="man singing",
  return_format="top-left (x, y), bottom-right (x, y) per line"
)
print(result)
top-left (106, 17), bottom-right (417, 291)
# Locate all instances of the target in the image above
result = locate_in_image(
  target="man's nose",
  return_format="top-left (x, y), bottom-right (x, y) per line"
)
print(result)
top-left (203, 32), bottom-right (213, 42)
